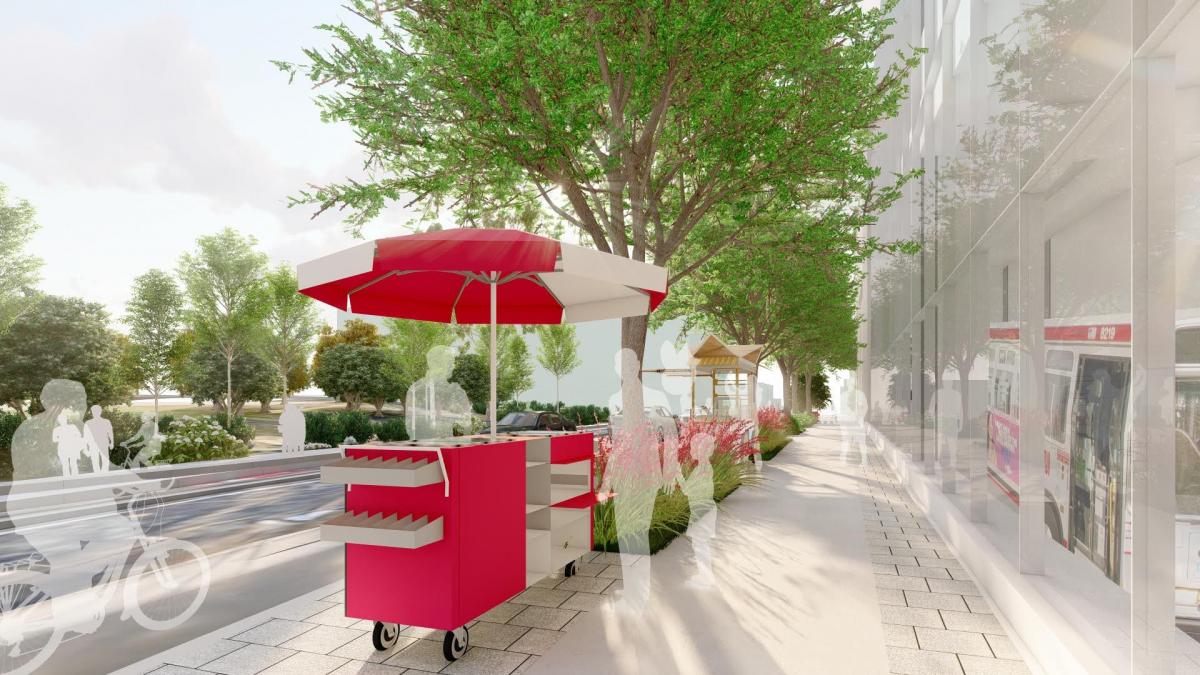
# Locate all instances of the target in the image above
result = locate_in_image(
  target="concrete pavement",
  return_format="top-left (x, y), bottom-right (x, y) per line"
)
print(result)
top-left (116, 424), bottom-right (1034, 674)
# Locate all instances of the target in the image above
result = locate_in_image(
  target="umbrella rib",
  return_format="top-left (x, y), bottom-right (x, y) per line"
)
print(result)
top-left (522, 274), bottom-right (567, 319)
top-left (449, 275), bottom-right (472, 323)
top-left (347, 270), bottom-right (417, 297)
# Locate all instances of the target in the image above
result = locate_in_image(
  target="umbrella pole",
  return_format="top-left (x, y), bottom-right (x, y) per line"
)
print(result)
top-left (490, 272), bottom-right (497, 440)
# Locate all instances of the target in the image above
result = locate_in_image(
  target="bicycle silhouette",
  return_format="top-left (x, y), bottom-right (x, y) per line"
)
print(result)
top-left (0, 478), bottom-right (210, 674)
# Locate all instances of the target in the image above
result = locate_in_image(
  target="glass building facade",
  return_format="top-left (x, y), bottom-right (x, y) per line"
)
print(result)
top-left (861, 0), bottom-right (1200, 670)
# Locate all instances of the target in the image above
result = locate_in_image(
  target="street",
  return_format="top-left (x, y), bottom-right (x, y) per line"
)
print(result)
top-left (0, 475), bottom-right (346, 674)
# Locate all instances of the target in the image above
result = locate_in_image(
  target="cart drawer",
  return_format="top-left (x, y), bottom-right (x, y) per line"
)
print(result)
top-left (321, 455), bottom-right (444, 488)
top-left (321, 512), bottom-right (444, 549)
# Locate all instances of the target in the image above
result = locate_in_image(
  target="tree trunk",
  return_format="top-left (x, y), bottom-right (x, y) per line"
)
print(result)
top-left (804, 370), bottom-right (813, 412)
top-left (779, 364), bottom-right (794, 415)
top-left (789, 374), bottom-right (800, 415)
top-left (620, 315), bottom-right (648, 422)
top-left (259, 400), bottom-right (271, 414)
top-left (555, 375), bottom-right (561, 412)
top-left (225, 352), bottom-right (233, 427)
top-left (281, 367), bottom-right (290, 412)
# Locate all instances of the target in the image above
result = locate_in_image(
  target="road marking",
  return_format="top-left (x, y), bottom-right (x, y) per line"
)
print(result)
top-left (1, 473), bottom-right (335, 535)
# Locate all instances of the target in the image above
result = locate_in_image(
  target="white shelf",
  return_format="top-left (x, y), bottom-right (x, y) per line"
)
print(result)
top-left (526, 572), bottom-right (546, 587)
top-left (550, 484), bottom-right (590, 505)
top-left (320, 512), bottom-right (443, 549)
top-left (526, 504), bottom-right (548, 515)
top-left (526, 461), bottom-right (547, 468)
top-left (526, 529), bottom-right (550, 543)
top-left (551, 459), bottom-right (590, 476)
top-left (550, 508), bottom-right (589, 529)
top-left (321, 455), bottom-right (443, 488)
top-left (550, 546), bottom-right (588, 569)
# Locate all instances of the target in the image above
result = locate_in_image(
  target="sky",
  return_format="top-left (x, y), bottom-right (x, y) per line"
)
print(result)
top-left (0, 2), bottom-right (783, 408)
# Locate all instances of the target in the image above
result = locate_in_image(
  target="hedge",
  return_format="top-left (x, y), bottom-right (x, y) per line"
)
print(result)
top-left (303, 410), bottom-right (408, 446)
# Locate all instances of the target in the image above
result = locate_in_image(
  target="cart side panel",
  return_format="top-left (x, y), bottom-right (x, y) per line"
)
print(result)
top-left (550, 433), bottom-right (594, 550)
top-left (455, 440), bottom-right (525, 623)
top-left (343, 449), bottom-right (459, 631)
top-left (549, 432), bottom-right (593, 463)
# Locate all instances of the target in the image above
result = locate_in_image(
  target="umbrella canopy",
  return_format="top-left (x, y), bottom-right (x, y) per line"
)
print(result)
top-left (296, 228), bottom-right (668, 438)
top-left (297, 229), bottom-right (666, 324)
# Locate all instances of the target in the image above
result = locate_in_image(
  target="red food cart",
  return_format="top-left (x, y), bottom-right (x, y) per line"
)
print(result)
top-left (319, 431), bottom-right (594, 660)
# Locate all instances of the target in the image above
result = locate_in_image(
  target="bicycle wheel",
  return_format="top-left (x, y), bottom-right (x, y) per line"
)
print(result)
top-left (0, 579), bottom-right (66, 675)
top-left (124, 538), bottom-right (211, 631)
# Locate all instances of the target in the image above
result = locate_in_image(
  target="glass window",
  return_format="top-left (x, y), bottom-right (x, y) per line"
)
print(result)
top-left (1178, 327), bottom-right (1200, 365)
top-left (1177, 380), bottom-right (1200, 517)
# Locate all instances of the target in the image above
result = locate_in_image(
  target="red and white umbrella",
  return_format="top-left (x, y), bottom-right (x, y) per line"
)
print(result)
top-left (296, 228), bottom-right (668, 437)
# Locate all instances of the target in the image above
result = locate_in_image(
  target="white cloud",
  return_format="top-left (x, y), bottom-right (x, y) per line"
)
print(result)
top-left (0, 17), bottom-right (309, 215)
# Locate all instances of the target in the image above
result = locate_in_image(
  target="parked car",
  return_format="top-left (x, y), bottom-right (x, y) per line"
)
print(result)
top-left (492, 411), bottom-right (577, 433)
top-left (609, 406), bottom-right (679, 440)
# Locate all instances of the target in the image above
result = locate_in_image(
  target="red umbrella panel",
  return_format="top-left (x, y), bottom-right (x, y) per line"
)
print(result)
top-left (296, 228), bottom-right (668, 437)
top-left (297, 229), bottom-right (666, 325)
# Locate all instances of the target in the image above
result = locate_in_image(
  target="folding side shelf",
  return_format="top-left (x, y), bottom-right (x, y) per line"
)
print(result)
top-left (321, 455), bottom-right (444, 488)
top-left (321, 512), bottom-right (444, 548)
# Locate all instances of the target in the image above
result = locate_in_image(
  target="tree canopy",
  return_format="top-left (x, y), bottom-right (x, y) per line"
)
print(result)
top-left (178, 228), bottom-right (269, 424)
top-left (259, 265), bottom-right (320, 409)
top-left (0, 183), bottom-right (42, 337)
top-left (278, 0), bottom-right (920, 410)
top-left (0, 295), bottom-right (136, 413)
top-left (536, 324), bottom-right (582, 409)
top-left (125, 269), bottom-right (184, 417)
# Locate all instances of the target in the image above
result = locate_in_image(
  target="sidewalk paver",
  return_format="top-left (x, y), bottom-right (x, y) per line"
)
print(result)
top-left (859, 427), bottom-right (1034, 674)
top-left (126, 423), bottom-right (1035, 675)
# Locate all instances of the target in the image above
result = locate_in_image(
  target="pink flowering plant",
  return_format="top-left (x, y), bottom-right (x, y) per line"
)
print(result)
top-left (593, 416), bottom-right (762, 552)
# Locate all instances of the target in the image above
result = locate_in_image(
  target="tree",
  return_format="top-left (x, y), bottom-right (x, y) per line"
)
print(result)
top-left (0, 183), bottom-right (43, 337)
top-left (277, 1), bottom-right (920, 413)
top-left (312, 343), bottom-right (403, 412)
top-left (178, 228), bottom-right (268, 426)
top-left (658, 191), bottom-right (916, 413)
top-left (449, 352), bottom-right (489, 415)
top-left (312, 318), bottom-right (381, 375)
top-left (259, 265), bottom-right (320, 411)
top-left (536, 324), bottom-right (581, 411)
top-left (0, 295), bottom-right (136, 413)
top-left (176, 345), bottom-right (279, 416)
top-left (470, 326), bottom-right (533, 405)
top-left (125, 269), bottom-right (184, 419)
top-left (384, 318), bottom-right (459, 406)
top-left (501, 333), bottom-right (534, 404)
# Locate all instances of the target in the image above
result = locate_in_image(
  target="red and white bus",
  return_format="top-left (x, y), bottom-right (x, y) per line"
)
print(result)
top-left (985, 314), bottom-right (1200, 612)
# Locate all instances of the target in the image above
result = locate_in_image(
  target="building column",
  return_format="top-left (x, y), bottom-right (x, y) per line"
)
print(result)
top-left (1129, 53), bottom-right (1176, 675)
top-left (1017, 192), bottom-right (1045, 576)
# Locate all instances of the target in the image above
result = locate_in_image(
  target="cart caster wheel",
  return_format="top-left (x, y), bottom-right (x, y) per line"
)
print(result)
top-left (564, 560), bottom-right (576, 578)
top-left (372, 622), bottom-right (399, 651)
top-left (443, 626), bottom-right (469, 661)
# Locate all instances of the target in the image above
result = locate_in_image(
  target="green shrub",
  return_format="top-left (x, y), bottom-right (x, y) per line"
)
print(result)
top-left (791, 412), bottom-right (816, 435)
top-left (104, 409), bottom-right (149, 468)
top-left (153, 416), bottom-right (250, 465)
top-left (0, 411), bottom-right (21, 481)
top-left (304, 411), bottom-right (341, 446)
top-left (498, 400), bottom-right (610, 424)
top-left (0, 411), bottom-right (21, 453)
top-left (759, 427), bottom-right (789, 461)
top-left (157, 414), bottom-right (176, 435)
top-left (206, 414), bottom-right (255, 446)
top-left (336, 410), bottom-right (373, 444)
top-left (372, 416), bottom-right (408, 442)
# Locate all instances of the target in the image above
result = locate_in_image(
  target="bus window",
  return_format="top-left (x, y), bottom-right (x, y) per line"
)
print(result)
top-left (1179, 380), bottom-right (1200, 517)
top-left (1178, 328), bottom-right (1200, 365)
top-left (1070, 355), bottom-right (1131, 583)
top-left (1046, 372), bottom-right (1071, 443)
top-left (1048, 349), bottom-right (1074, 372)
